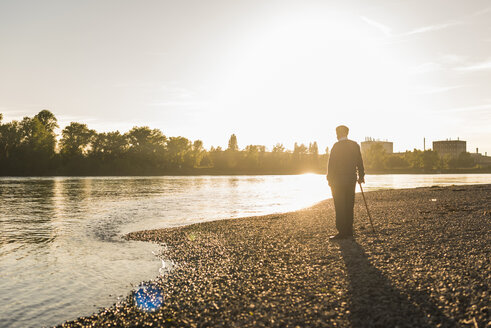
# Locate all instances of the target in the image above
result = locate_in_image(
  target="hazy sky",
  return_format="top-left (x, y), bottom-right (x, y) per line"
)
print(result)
top-left (1, 0), bottom-right (490, 153)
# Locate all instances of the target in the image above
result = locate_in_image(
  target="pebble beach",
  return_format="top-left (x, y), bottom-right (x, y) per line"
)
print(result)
top-left (58, 184), bottom-right (490, 327)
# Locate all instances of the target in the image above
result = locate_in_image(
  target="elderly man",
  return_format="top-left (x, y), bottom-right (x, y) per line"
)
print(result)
top-left (326, 125), bottom-right (365, 240)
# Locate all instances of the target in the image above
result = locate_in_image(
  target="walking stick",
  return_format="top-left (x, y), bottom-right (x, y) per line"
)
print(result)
top-left (359, 182), bottom-right (376, 233)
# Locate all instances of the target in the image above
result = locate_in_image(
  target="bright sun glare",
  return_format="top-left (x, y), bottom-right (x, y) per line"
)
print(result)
top-left (209, 10), bottom-right (409, 148)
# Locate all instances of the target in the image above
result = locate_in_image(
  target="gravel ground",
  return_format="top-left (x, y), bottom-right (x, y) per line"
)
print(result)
top-left (58, 184), bottom-right (490, 327)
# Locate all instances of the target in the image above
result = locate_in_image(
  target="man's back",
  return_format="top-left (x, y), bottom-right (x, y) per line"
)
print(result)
top-left (327, 139), bottom-right (364, 186)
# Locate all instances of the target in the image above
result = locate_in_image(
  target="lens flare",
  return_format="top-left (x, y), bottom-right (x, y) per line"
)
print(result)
top-left (133, 283), bottom-right (163, 312)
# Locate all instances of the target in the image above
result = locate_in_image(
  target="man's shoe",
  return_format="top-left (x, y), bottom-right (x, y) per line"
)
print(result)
top-left (329, 234), bottom-right (351, 241)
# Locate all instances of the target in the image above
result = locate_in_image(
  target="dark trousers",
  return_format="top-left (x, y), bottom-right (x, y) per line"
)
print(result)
top-left (331, 182), bottom-right (356, 236)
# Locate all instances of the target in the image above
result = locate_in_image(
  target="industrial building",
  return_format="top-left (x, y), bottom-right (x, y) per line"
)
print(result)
top-left (432, 139), bottom-right (466, 158)
top-left (361, 137), bottom-right (393, 154)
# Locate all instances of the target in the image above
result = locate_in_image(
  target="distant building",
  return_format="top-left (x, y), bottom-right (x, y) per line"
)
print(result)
top-left (432, 139), bottom-right (466, 158)
top-left (361, 137), bottom-right (393, 154)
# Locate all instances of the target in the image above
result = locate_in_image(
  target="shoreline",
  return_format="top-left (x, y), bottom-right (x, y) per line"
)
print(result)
top-left (58, 184), bottom-right (490, 327)
top-left (2, 170), bottom-right (491, 178)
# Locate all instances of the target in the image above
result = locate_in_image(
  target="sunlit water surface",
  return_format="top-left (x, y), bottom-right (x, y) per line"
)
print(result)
top-left (1, 174), bottom-right (490, 327)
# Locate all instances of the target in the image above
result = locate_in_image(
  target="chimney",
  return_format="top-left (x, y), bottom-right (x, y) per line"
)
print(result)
top-left (476, 148), bottom-right (478, 154)
top-left (424, 137), bottom-right (425, 151)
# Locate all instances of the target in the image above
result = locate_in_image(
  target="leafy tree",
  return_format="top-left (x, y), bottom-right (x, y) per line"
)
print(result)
top-left (227, 134), bottom-right (238, 152)
top-left (19, 117), bottom-right (54, 154)
top-left (60, 122), bottom-right (96, 157)
top-left (90, 131), bottom-right (128, 160)
top-left (18, 110), bottom-right (58, 166)
top-left (0, 111), bottom-right (59, 174)
top-left (0, 120), bottom-right (21, 161)
top-left (421, 150), bottom-right (439, 171)
top-left (223, 135), bottom-right (241, 169)
top-left (126, 126), bottom-right (167, 171)
top-left (272, 143), bottom-right (285, 153)
top-left (307, 141), bottom-right (320, 171)
top-left (193, 140), bottom-right (203, 151)
top-left (293, 143), bottom-right (308, 155)
top-left (384, 154), bottom-right (409, 169)
top-left (209, 146), bottom-right (226, 169)
top-left (292, 143), bottom-right (309, 172)
top-left (448, 152), bottom-right (474, 168)
top-left (210, 146), bottom-right (222, 152)
top-left (190, 140), bottom-right (205, 167)
top-left (199, 151), bottom-right (212, 167)
top-left (127, 127), bottom-right (166, 150)
top-left (404, 149), bottom-right (439, 171)
top-left (244, 145), bottom-right (260, 168)
top-left (406, 149), bottom-right (423, 169)
top-left (308, 142), bottom-right (319, 155)
top-left (34, 110), bottom-right (58, 132)
top-left (18, 116), bottom-right (58, 174)
top-left (167, 137), bottom-right (192, 168)
top-left (363, 143), bottom-right (387, 170)
top-left (105, 132), bottom-right (129, 156)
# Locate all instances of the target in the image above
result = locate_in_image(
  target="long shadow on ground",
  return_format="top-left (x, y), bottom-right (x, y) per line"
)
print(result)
top-left (338, 239), bottom-right (456, 327)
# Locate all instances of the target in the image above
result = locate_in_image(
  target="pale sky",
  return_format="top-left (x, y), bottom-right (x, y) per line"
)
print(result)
top-left (1, 0), bottom-right (490, 154)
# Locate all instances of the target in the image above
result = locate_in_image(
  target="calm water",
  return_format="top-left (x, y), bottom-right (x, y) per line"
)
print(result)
top-left (1, 174), bottom-right (490, 328)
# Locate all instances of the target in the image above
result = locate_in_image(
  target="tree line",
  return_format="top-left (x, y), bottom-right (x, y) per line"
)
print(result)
top-left (0, 110), bottom-right (328, 175)
top-left (362, 143), bottom-right (481, 172)
top-left (1, 110), bottom-right (485, 176)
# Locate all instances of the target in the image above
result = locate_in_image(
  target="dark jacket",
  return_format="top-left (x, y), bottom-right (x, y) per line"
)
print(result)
top-left (327, 139), bottom-right (365, 186)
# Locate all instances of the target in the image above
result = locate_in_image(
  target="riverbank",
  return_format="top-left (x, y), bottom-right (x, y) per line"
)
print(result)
top-left (3, 165), bottom-right (491, 177)
top-left (58, 184), bottom-right (490, 327)
top-left (3, 167), bottom-right (491, 177)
